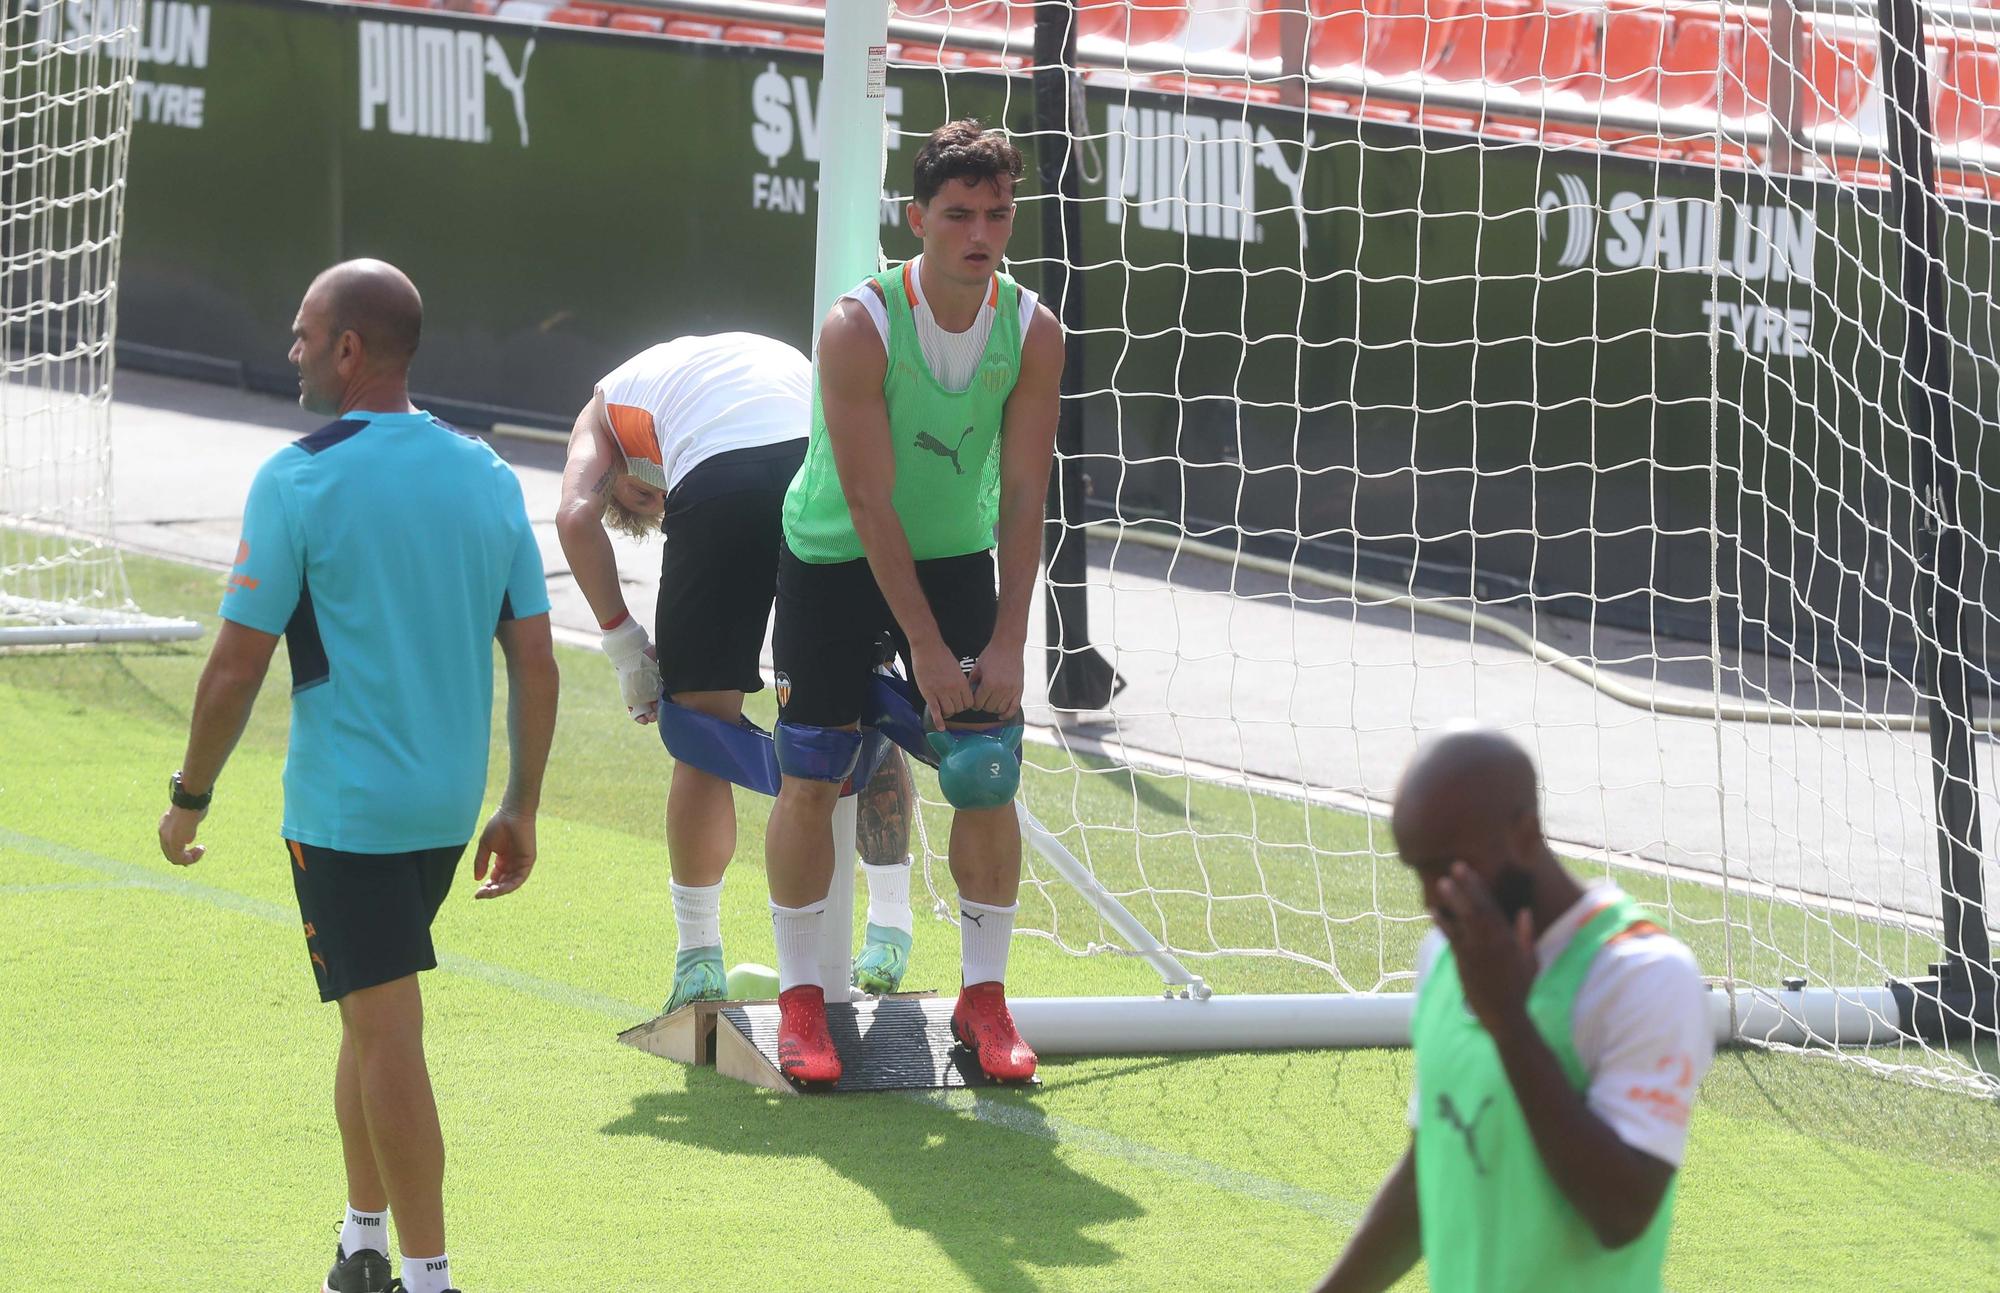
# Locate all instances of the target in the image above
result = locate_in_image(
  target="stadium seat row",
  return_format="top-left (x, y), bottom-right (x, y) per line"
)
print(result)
top-left (354, 0), bottom-right (2000, 166)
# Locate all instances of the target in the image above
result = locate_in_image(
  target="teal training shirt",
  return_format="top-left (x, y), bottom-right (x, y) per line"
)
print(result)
top-left (219, 411), bottom-right (550, 853)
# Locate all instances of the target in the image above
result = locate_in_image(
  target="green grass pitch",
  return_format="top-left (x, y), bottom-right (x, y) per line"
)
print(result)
top-left (2, 550), bottom-right (1997, 1292)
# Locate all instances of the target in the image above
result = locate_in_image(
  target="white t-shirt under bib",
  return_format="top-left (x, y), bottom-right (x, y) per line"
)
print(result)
top-left (596, 332), bottom-right (809, 495)
top-left (842, 255), bottom-right (1040, 393)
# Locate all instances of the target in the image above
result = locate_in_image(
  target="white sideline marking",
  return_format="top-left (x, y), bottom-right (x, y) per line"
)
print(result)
top-left (0, 826), bottom-right (641, 1020)
top-left (1, 824), bottom-right (1376, 1230)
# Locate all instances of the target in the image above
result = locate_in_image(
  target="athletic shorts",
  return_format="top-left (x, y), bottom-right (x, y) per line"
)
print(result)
top-left (657, 440), bottom-right (807, 697)
top-left (288, 839), bottom-right (463, 1003)
top-left (772, 542), bottom-right (999, 728)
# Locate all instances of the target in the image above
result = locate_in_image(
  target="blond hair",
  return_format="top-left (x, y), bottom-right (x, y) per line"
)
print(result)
top-left (602, 493), bottom-right (661, 541)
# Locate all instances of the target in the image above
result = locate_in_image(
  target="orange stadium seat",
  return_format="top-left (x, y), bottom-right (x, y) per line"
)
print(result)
top-left (783, 29), bottom-right (825, 50)
top-left (1792, 24), bottom-right (1878, 126)
top-left (1353, 97), bottom-right (1415, 121)
top-left (1214, 80), bottom-right (1283, 102)
top-left (961, 49), bottom-right (1027, 69)
top-left (1684, 144), bottom-right (1750, 168)
top-left (1587, 7), bottom-right (1670, 105)
top-left (1418, 106), bottom-right (1479, 132)
top-left (895, 42), bottom-right (970, 65)
top-left (899, 0), bottom-right (1012, 31)
top-left (664, 17), bottom-right (723, 39)
top-left (1249, 0), bottom-right (1346, 61)
top-left (1118, 0), bottom-right (1191, 46)
top-left (607, 10), bottom-right (663, 30)
top-left (1366, 0), bottom-right (1466, 79)
top-left (1654, 14), bottom-right (1724, 110)
top-left (1309, 0), bottom-right (1369, 72)
top-left (1717, 16), bottom-right (1768, 118)
top-left (1430, 0), bottom-right (1532, 83)
top-left (722, 23), bottom-right (787, 43)
top-left (388, 0), bottom-right (434, 10)
top-left (1078, 0), bottom-right (1139, 40)
top-left (1495, 1), bottom-right (1594, 88)
top-left (546, 6), bottom-right (605, 23)
top-left (1937, 45), bottom-right (2000, 146)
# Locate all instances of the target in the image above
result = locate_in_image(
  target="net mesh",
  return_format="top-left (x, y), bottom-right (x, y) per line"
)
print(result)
top-left (876, 0), bottom-right (1999, 1096)
top-left (1, 0), bottom-right (163, 635)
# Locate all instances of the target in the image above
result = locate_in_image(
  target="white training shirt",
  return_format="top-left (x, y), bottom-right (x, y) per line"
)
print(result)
top-left (596, 332), bottom-right (809, 495)
top-left (842, 255), bottom-right (1040, 393)
top-left (1407, 883), bottom-right (1714, 1168)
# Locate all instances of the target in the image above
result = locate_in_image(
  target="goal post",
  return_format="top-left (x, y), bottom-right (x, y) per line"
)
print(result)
top-left (1, 0), bottom-right (199, 647)
top-left (806, 0), bottom-right (2000, 1092)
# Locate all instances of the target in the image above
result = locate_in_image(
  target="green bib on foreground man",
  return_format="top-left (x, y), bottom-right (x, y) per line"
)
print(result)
top-left (1413, 893), bottom-right (1679, 1293)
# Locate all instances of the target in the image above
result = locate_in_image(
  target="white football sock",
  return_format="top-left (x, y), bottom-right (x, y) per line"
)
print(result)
top-left (864, 857), bottom-right (914, 934)
top-left (671, 879), bottom-right (724, 952)
top-left (401, 1253), bottom-right (452, 1293)
top-left (771, 900), bottom-right (826, 992)
top-left (339, 1205), bottom-right (388, 1257)
top-left (959, 897), bottom-right (1018, 987)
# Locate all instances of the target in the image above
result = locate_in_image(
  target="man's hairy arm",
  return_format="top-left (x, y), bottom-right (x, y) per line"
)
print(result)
top-left (972, 304), bottom-right (1062, 717)
top-left (553, 389), bottom-right (627, 626)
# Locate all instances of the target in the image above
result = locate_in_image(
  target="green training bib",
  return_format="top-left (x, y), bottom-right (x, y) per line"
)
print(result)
top-left (1412, 895), bottom-right (1680, 1293)
top-left (783, 262), bottom-right (1021, 564)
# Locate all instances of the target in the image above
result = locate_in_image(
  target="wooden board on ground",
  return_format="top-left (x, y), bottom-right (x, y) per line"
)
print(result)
top-left (714, 996), bottom-right (1038, 1095)
top-left (617, 989), bottom-right (940, 1069)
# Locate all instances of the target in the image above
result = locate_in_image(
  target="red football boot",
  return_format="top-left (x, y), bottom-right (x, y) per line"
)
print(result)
top-left (776, 985), bottom-right (842, 1084)
top-left (951, 980), bottom-right (1038, 1082)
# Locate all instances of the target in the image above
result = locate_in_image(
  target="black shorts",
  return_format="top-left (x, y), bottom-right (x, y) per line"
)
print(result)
top-left (288, 839), bottom-right (463, 1003)
top-left (657, 440), bottom-right (806, 696)
top-left (772, 542), bottom-right (998, 728)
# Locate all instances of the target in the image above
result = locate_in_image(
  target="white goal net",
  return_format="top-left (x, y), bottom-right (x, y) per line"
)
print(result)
top-left (2, 0), bottom-right (195, 644)
top-left (872, 0), bottom-right (2000, 1096)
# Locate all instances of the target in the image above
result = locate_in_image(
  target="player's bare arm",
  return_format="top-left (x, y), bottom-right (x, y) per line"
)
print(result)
top-left (1437, 862), bottom-right (1677, 1247)
top-left (554, 388), bottom-right (630, 625)
top-left (818, 297), bottom-right (974, 723)
top-left (971, 302), bottom-right (1063, 718)
top-left (556, 387), bottom-right (662, 723)
top-left (157, 619), bottom-right (280, 865)
top-left (1311, 1144), bottom-right (1420, 1293)
top-left (477, 611), bottom-right (558, 899)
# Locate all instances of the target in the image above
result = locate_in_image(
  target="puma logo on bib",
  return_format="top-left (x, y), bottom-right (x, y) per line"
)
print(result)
top-left (1436, 1092), bottom-right (1495, 1175)
top-left (915, 425), bottom-right (976, 475)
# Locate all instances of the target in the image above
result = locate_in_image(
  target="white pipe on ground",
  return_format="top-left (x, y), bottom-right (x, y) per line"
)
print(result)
top-left (0, 621), bottom-right (201, 645)
top-left (1009, 986), bottom-right (1907, 1054)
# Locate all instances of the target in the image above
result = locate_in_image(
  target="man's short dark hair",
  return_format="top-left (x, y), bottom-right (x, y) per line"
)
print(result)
top-left (913, 120), bottom-right (1024, 206)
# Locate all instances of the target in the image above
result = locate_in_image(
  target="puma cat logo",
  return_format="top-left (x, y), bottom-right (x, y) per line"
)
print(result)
top-left (1437, 1093), bottom-right (1495, 1175)
top-left (961, 907), bottom-right (986, 927)
top-left (915, 425), bottom-right (976, 475)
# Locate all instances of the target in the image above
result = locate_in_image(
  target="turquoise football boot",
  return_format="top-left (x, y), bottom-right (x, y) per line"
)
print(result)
top-left (665, 945), bottom-right (726, 1013)
top-left (851, 923), bottom-right (913, 994)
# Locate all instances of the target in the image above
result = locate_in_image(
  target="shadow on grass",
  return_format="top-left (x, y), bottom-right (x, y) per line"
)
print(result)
top-left (601, 1077), bottom-right (1144, 1293)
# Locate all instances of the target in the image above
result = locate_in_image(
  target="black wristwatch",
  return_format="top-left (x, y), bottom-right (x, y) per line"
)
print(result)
top-left (169, 771), bottom-right (213, 812)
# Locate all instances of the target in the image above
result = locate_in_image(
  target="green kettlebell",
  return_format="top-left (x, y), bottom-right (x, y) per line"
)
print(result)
top-left (926, 727), bottom-right (1023, 810)
top-left (725, 962), bottom-right (781, 1000)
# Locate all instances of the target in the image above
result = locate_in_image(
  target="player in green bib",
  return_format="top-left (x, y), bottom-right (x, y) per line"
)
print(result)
top-left (762, 121), bottom-right (1064, 1085)
top-left (1314, 729), bottom-right (1712, 1293)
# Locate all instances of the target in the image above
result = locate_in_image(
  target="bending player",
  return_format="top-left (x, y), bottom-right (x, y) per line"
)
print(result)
top-left (555, 332), bottom-right (918, 1012)
top-left (1312, 728), bottom-right (1712, 1293)
top-left (763, 120), bottom-right (1063, 1083)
